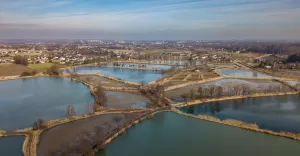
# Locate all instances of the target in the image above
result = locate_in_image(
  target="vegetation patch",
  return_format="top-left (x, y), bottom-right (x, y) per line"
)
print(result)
top-left (28, 63), bottom-right (53, 72)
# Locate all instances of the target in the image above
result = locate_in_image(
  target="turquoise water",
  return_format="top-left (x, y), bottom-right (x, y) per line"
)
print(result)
top-left (73, 67), bottom-right (164, 83)
top-left (180, 94), bottom-right (300, 133)
top-left (0, 77), bottom-right (94, 130)
top-left (0, 136), bottom-right (24, 156)
top-left (97, 112), bottom-right (300, 156)
top-left (218, 69), bottom-right (273, 78)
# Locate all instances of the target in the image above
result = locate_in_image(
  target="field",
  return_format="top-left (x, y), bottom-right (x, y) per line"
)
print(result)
top-left (28, 63), bottom-right (53, 72)
top-left (0, 64), bottom-right (33, 76)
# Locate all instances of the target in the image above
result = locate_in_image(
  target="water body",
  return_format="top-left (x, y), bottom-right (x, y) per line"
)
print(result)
top-left (73, 67), bottom-right (163, 83)
top-left (0, 77), bottom-right (94, 130)
top-left (0, 136), bottom-right (25, 156)
top-left (218, 69), bottom-right (273, 78)
top-left (180, 94), bottom-right (300, 133)
top-left (96, 112), bottom-right (300, 156)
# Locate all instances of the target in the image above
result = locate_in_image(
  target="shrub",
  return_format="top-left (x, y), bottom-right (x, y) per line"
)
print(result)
top-left (20, 70), bottom-right (38, 77)
top-left (20, 72), bottom-right (32, 77)
top-left (33, 119), bottom-right (46, 130)
top-left (47, 65), bottom-right (60, 75)
top-left (13, 55), bottom-right (28, 66)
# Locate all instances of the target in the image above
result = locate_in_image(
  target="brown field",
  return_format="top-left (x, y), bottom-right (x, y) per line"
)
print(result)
top-left (0, 64), bottom-right (33, 76)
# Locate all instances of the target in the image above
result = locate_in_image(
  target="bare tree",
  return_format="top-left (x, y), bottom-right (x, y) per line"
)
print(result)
top-left (33, 119), bottom-right (45, 130)
top-left (181, 94), bottom-right (188, 103)
top-left (197, 86), bottom-right (204, 98)
top-left (87, 101), bottom-right (94, 114)
top-left (113, 115), bottom-right (123, 128)
top-left (67, 104), bottom-right (75, 117)
top-left (94, 86), bottom-right (107, 111)
top-left (189, 89), bottom-right (196, 100)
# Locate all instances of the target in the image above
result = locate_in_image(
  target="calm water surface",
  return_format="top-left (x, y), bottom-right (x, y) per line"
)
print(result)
top-left (74, 67), bottom-right (163, 83)
top-left (0, 136), bottom-right (24, 156)
top-left (218, 69), bottom-right (273, 78)
top-left (180, 94), bottom-right (300, 133)
top-left (97, 112), bottom-right (300, 156)
top-left (0, 77), bottom-right (94, 130)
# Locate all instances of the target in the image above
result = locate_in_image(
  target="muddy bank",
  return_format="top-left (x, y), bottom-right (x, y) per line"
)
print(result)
top-left (173, 92), bottom-right (299, 107)
top-left (37, 112), bottom-right (142, 156)
top-left (165, 77), bottom-right (222, 91)
top-left (76, 75), bottom-right (133, 87)
top-left (105, 91), bottom-right (150, 108)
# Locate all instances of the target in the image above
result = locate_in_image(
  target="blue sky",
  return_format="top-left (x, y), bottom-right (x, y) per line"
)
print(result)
top-left (0, 0), bottom-right (300, 40)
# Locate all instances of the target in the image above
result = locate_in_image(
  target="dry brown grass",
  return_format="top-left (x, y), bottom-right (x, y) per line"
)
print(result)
top-left (0, 64), bottom-right (33, 76)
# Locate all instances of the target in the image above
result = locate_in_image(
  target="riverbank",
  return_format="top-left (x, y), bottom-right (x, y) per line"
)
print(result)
top-left (164, 76), bottom-right (223, 91)
top-left (172, 108), bottom-right (300, 141)
top-left (23, 109), bottom-right (150, 156)
top-left (173, 91), bottom-right (299, 107)
top-left (90, 108), bottom-right (171, 154)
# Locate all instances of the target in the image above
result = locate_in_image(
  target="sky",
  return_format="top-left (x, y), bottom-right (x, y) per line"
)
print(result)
top-left (0, 0), bottom-right (300, 40)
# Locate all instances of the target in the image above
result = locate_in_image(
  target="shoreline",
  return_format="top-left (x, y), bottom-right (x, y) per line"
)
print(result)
top-left (173, 91), bottom-right (299, 107)
top-left (172, 108), bottom-right (300, 141)
top-left (23, 109), bottom-right (150, 156)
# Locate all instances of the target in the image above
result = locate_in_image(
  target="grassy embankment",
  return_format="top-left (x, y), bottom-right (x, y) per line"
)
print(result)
top-left (28, 63), bottom-right (54, 72)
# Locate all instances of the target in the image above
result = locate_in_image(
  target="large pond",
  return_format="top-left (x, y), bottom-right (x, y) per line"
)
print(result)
top-left (96, 112), bottom-right (300, 156)
top-left (218, 69), bottom-right (273, 78)
top-left (0, 77), bottom-right (94, 130)
top-left (179, 94), bottom-right (300, 133)
top-left (73, 67), bottom-right (164, 83)
top-left (0, 136), bottom-right (25, 156)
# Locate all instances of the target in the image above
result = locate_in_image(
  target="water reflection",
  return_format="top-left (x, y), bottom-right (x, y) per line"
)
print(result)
top-left (180, 95), bottom-right (300, 133)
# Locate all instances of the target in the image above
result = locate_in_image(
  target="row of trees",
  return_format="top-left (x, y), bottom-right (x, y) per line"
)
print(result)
top-left (181, 84), bottom-right (292, 102)
top-left (93, 86), bottom-right (107, 112)
top-left (13, 55), bottom-right (28, 66)
top-left (139, 84), bottom-right (170, 108)
top-left (112, 63), bottom-right (147, 68)
top-left (46, 65), bottom-right (60, 75)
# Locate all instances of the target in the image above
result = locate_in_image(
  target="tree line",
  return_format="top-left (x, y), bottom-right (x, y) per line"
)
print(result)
top-left (181, 83), bottom-right (292, 102)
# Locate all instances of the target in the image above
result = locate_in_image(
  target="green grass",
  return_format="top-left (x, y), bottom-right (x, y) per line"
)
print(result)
top-left (29, 63), bottom-right (53, 72)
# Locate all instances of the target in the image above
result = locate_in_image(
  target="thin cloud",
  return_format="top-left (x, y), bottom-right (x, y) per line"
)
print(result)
top-left (0, 0), bottom-right (299, 39)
